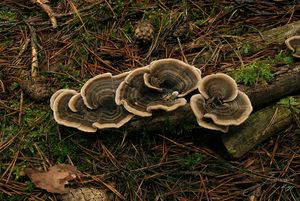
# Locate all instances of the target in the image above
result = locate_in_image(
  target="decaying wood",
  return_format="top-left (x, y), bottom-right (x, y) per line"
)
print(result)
top-left (222, 97), bottom-right (299, 158)
top-left (183, 19), bottom-right (300, 58)
top-left (238, 20), bottom-right (300, 53)
top-left (240, 67), bottom-right (300, 109)
top-left (125, 68), bottom-right (300, 133)
top-left (123, 68), bottom-right (300, 158)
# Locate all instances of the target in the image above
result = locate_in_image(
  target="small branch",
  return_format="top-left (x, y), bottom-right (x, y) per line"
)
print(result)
top-left (29, 25), bottom-right (39, 79)
top-left (0, 80), bottom-right (4, 92)
top-left (18, 92), bottom-right (24, 125)
top-left (12, 38), bottom-right (31, 66)
top-left (30, 0), bottom-right (57, 29)
top-left (18, 38), bottom-right (30, 57)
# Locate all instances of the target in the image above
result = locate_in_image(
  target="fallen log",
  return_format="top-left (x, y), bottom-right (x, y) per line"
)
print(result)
top-left (222, 97), bottom-right (299, 158)
top-left (182, 19), bottom-right (300, 58)
top-left (240, 66), bottom-right (300, 109)
top-left (126, 67), bottom-right (300, 132)
top-left (123, 67), bottom-right (300, 158)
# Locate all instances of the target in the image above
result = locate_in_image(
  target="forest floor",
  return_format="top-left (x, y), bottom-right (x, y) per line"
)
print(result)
top-left (0, 1), bottom-right (299, 200)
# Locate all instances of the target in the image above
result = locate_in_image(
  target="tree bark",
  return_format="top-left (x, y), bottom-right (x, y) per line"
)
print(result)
top-left (126, 68), bottom-right (300, 133)
top-left (122, 68), bottom-right (300, 158)
top-left (182, 20), bottom-right (300, 57)
top-left (240, 67), bottom-right (300, 109)
top-left (222, 99), bottom-right (297, 158)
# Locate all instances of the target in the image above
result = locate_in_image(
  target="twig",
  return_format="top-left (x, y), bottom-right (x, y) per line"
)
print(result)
top-left (26, 22), bottom-right (39, 79)
top-left (30, 0), bottom-right (57, 28)
top-left (177, 37), bottom-right (187, 63)
top-left (66, 0), bottom-right (87, 32)
top-left (0, 80), bottom-right (4, 92)
top-left (17, 38), bottom-right (30, 57)
top-left (18, 92), bottom-right (23, 125)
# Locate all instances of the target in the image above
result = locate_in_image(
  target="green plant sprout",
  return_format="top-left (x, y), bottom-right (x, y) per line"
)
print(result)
top-left (233, 60), bottom-right (273, 86)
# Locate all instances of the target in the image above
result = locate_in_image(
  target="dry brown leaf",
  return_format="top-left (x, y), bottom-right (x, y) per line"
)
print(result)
top-left (25, 164), bottom-right (79, 194)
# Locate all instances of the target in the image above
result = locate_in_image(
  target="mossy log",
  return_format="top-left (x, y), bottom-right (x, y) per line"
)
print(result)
top-left (222, 99), bottom-right (296, 158)
top-left (183, 19), bottom-right (300, 57)
top-left (124, 68), bottom-right (300, 158)
top-left (126, 68), bottom-right (300, 132)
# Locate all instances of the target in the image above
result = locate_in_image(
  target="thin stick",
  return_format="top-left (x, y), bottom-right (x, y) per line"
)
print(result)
top-left (25, 22), bottom-right (39, 79)
top-left (0, 80), bottom-right (4, 92)
top-left (18, 92), bottom-right (23, 125)
top-left (30, 0), bottom-right (57, 28)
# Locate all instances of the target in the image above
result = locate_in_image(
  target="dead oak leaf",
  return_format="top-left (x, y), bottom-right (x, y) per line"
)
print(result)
top-left (25, 164), bottom-right (79, 194)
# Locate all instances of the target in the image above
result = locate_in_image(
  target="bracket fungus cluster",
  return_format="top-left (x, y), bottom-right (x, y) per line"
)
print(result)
top-left (50, 73), bottom-right (134, 132)
top-left (50, 59), bottom-right (253, 133)
top-left (190, 73), bottom-right (253, 133)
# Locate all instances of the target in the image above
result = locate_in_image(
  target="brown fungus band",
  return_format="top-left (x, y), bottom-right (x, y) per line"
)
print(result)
top-left (69, 93), bottom-right (133, 129)
top-left (52, 90), bottom-right (97, 132)
top-left (79, 72), bottom-right (134, 128)
top-left (285, 35), bottom-right (300, 58)
top-left (115, 66), bottom-right (187, 117)
top-left (191, 73), bottom-right (252, 132)
top-left (144, 58), bottom-right (202, 97)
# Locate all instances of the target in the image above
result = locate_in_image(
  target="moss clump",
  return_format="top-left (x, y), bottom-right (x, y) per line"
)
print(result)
top-left (178, 153), bottom-right (206, 170)
top-left (232, 52), bottom-right (293, 86)
top-left (232, 60), bottom-right (273, 86)
top-left (0, 9), bottom-right (17, 22)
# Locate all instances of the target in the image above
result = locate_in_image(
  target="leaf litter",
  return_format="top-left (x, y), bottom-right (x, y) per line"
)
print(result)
top-left (25, 164), bottom-right (78, 194)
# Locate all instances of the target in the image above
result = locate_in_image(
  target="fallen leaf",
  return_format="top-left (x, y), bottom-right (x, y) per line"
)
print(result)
top-left (25, 164), bottom-right (78, 194)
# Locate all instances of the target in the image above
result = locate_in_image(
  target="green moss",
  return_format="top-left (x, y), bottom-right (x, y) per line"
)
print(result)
top-left (278, 97), bottom-right (300, 128)
top-left (2, 106), bottom-right (54, 150)
top-left (232, 60), bottom-right (273, 86)
top-left (41, 64), bottom-right (83, 89)
top-left (278, 97), bottom-right (299, 108)
top-left (241, 43), bottom-right (254, 56)
top-left (178, 153), bottom-right (206, 170)
top-left (223, 5), bottom-right (234, 13)
top-left (273, 52), bottom-right (294, 64)
top-left (194, 19), bottom-right (207, 27)
top-left (232, 52), bottom-right (294, 86)
top-left (144, 9), bottom-right (168, 29)
top-left (123, 20), bottom-right (134, 40)
top-left (0, 9), bottom-right (17, 22)
top-left (25, 181), bottom-right (35, 192)
top-left (0, 193), bottom-right (27, 201)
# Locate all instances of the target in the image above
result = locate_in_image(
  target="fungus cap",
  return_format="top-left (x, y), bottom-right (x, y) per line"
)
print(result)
top-left (79, 71), bottom-right (134, 129)
top-left (285, 36), bottom-right (300, 58)
top-left (52, 90), bottom-right (97, 132)
top-left (81, 72), bottom-right (129, 109)
top-left (198, 73), bottom-right (238, 102)
top-left (203, 91), bottom-right (253, 126)
top-left (115, 66), bottom-right (187, 117)
top-left (144, 58), bottom-right (202, 97)
top-left (191, 73), bottom-right (253, 131)
top-left (190, 94), bottom-right (229, 133)
top-left (68, 93), bottom-right (134, 129)
top-left (50, 89), bottom-right (68, 110)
